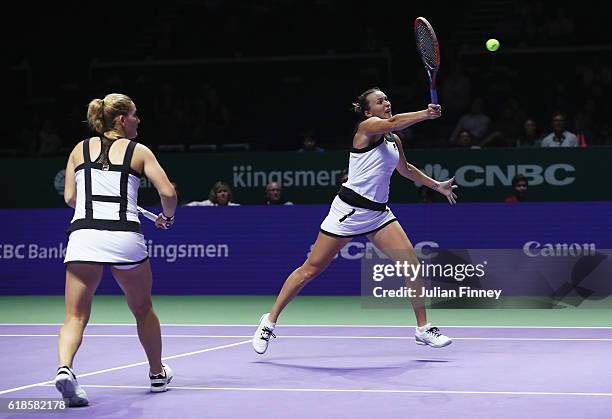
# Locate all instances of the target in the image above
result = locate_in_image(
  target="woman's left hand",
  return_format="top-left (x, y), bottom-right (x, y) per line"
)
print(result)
top-left (436, 177), bottom-right (458, 204)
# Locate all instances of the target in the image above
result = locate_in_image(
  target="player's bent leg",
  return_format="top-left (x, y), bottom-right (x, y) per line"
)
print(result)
top-left (367, 221), bottom-right (426, 322)
top-left (367, 221), bottom-right (452, 348)
top-left (270, 232), bottom-right (351, 322)
top-left (56, 263), bottom-right (102, 406)
top-left (112, 260), bottom-right (168, 389)
top-left (252, 232), bottom-right (351, 354)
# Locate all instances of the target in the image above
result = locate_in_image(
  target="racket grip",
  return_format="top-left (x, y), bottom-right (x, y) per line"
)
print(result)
top-left (137, 206), bottom-right (158, 222)
top-left (430, 88), bottom-right (438, 105)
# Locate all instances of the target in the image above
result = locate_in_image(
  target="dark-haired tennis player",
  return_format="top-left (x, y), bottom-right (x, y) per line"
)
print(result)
top-left (57, 93), bottom-right (177, 406)
top-left (253, 87), bottom-right (457, 353)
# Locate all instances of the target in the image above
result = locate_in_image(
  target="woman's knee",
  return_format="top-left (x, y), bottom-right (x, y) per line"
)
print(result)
top-left (298, 262), bottom-right (325, 286)
top-left (128, 299), bottom-right (153, 319)
top-left (64, 310), bottom-right (90, 326)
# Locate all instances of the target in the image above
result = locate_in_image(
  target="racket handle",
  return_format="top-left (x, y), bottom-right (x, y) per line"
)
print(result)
top-left (430, 88), bottom-right (438, 105)
top-left (137, 206), bottom-right (158, 222)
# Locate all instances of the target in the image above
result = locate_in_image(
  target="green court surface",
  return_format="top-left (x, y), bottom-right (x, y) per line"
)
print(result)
top-left (0, 296), bottom-right (610, 326)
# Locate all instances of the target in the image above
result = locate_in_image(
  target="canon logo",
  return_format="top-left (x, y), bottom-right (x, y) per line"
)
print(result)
top-left (523, 241), bottom-right (596, 257)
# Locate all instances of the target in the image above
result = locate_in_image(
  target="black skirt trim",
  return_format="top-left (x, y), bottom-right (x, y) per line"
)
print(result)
top-left (65, 256), bottom-right (149, 267)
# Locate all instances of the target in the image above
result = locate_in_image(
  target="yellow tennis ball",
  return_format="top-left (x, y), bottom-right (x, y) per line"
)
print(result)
top-left (486, 39), bottom-right (500, 52)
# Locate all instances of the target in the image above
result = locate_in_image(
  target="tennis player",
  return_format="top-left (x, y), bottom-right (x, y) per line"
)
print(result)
top-left (253, 87), bottom-right (457, 353)
top-left (56, 93), bottom-right (177, 406)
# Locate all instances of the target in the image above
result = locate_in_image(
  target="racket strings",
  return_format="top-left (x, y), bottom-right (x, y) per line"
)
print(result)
top-left (415, 24), bottom-right (438, 69)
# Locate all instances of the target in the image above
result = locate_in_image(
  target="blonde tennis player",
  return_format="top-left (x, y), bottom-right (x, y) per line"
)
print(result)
top-left (56, 93), bottom-right (176, 406)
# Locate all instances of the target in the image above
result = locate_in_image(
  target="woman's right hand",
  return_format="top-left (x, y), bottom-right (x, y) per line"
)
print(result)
top-left (155, 213), bottom-right (175, 229)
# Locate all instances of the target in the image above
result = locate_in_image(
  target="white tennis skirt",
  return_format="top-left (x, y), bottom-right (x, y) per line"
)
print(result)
top-left (320, 196), bottom-right (397, 238)
top-left (64, 229), bottom-right (149, 266)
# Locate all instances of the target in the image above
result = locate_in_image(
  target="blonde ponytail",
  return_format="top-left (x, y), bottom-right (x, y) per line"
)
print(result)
top-left (85, 93), bottom-right (134, 137)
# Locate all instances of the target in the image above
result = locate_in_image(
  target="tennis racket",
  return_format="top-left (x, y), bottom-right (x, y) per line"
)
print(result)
top-left (137, 206), bottom-right (158, 222)
top-left (414, 17), bottom-right (441, 104)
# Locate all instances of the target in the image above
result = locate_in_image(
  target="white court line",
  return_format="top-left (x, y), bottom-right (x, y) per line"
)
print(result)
top-left (0, 340), bottom-right (250, 396)
top-left (1, 323), bottom-right (612, 329)
top-left (39, 383), bottom-right (612, 397)
top-left (1, 334), bottom-right (611, 342)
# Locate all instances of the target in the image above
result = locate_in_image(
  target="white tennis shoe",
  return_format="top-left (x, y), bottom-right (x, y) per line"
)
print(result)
top-left (252, 313), bottom-right (276, 354)
top-left (415, 324), bottom-right (452, 348)
top-left (149, 363), bottom-right (173, 393)
top-left (55, 366), bottom-right (89, 407)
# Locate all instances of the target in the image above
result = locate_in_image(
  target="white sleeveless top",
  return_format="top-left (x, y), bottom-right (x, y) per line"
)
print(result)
top-left (342, 133), bottom-right (400, 203)
top-left (68, 138), bottom-right (142, 235)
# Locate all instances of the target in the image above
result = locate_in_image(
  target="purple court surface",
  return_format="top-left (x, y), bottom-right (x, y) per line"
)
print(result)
top-left (1, 324), bottom-right (611, 418)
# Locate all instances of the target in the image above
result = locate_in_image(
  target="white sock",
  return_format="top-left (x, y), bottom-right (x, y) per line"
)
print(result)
top-left (417, 323), bottom-right (431, 332)
top-left (263, 314), bottom-right (276, 328)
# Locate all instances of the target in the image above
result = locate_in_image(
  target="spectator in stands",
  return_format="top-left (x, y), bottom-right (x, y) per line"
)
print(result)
top-left (516, 0), bottom-right (537, 46)
top-left (194, 85), bottom-right (231, 145)
top-left (298, 130), bottom-right (325, 152)
top-left (576, 57), bottom-right (612, 96)
top-left (497, 1), bottom-right (524, 47)
top-left (449, 97), bottom-right (490, 145)
top-left (36, 119), bottom-right (64, 156)
top-left (440, 58), bottom-right (472, 120)
top-left (186, 181), bottom-right (239, 206)
top-left (454, 130), bottom-right (475, 148)
top-left (543, 7), bottom-right (575, 45)
top-left (601, 122), bottom-right (612, 146)
top-left (157, 83), bottom-right (183, 148)
top-left (485, 64), bottom-right (517, 108)
top-left (265, 181), bottom-right (293, 205)
top-left (541, 112), bottom-right (578, 147)
top-left (20, 116), bottom-right (38, 156)
top-left (573, 99), bottom-right (597, 145)
top-left (479, 100), bottom-right (523, 147)
top-left (504, 174), bottom-right (528, 203)
top-left (515, 118), bottom-right (543, 147)
top-left (549, 82), bottom-right (572, 117)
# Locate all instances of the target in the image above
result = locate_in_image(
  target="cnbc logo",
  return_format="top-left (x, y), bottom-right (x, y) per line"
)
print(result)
top-left (414, 163), bottom-right (576, 187)
top-left (233, 166), bottom-right (344, 188)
